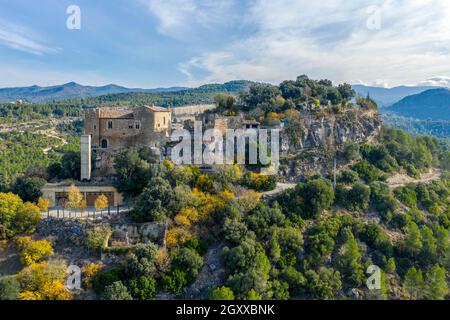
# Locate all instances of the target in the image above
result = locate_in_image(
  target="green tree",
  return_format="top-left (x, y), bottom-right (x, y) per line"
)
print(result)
top-left (12, 176), bottom-right (46, 203)
top-left (133, 177), bottom-right (173, 222)
top-left (305, 267), bottom-right (341, 300)
top-left (114, 149), bottom-right (150, 198)
top-left (424, 264), bottom-right (448, 300)
top-left (102, 281), bottom-right (132, 300)
top-left (403, 267), bottom-right (423, 299)
top-left (404, 222), bottom-right (423, 256)
top-left (161, 269), bottom-right (188, 295)
top-left (60, 151), bottom-right (81, 180)
top-left (208, 286), bottom-right (235, 300)
top-left (126, 276), bottom-right (156, 300)
top-left (174, 248), bottom-right (204, 282)
top-left (123, 243), bottom-right (158, 279)
top-left (336, 228), bottom-right (364, 286)
top-left (420, 225), bottom-right (437, 262)
top-left (295, 179), bottom-right (334, 219)
top-left (86, 224), bottom-right (112, 252)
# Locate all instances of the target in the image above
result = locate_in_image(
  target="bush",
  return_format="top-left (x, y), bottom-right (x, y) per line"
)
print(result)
top-left (352, 160), bottom-right (384, 183)
top-left (338, 170), bottom-right (359, 184)
top-left (242, 172), bottom-right (277, 192)
top-left (133, 177), bottom-right (173, 222)
top-left (0, 277), bottom-right (20, 300)
top-left (82, 263), bottom-right (102, 289)
top-left (92, 268), bottom-right (122, 295)
top-left (12, 176), bottom-right (46, 203)
top-left (102, 281), bottom-right (132, 300)
top-left (161, 269), bottom-right (188, 295)
top-left (16, 236), bottom-right (53, 266)
top-left (394, 185), bottom-right (418, 208)
top-left (86, 224), bottom-right (111, 251)
top-left (126, 276), bottom-right (156, 300)
top-left (208, 286), bottom-right (235, 300)
top-left (294, 179), bottom-right (334, 219)
top-left (0, 192), bottom-right (40, 239)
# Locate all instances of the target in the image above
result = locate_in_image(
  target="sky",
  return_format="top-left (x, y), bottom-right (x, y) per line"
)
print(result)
top-left (0, 0), bottom-right (450, 88)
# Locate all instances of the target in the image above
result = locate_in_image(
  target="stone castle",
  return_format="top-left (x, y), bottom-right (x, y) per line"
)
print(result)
top-left (81, 105), bottom-right (172, 180)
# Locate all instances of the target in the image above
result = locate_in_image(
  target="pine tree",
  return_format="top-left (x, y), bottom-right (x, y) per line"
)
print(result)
top-left (404, 222), bottom-right (422, 256)
top-left (424, 264), bottom-right (448, 300)
top-left (403, 267), bottom-right (423, 299)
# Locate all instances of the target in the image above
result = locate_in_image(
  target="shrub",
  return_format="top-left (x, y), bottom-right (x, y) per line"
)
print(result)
top-left (102, 281), bottom-right (132, 300)
top-left (86, 224), bottom-right (112, 251)
top-left (0, 277), bottom-right (20, 300)
top-left (82, 263), bottom-right (102, 289)
top-left (161, 269), bottom-right (188, 295)
top-left (208, 286), bottom-right (235, 300)
top-left (126, 276), bottom-right (156, 300)
top-left (16, 237), bottom-right (53, 266)
top-left (338, 170), bottom-right (359, 184)
top-left (92, 268), bottom-right (122, 295)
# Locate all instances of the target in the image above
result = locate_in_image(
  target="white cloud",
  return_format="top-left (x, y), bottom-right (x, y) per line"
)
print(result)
top-left (140, 0), bottom-right (236, 39)
top-left (418, 76), bottom-right (450, 87)
top-left (175, 0), bottom-right (450, 87)
top-left (0, 20), bottom-right (60, 56)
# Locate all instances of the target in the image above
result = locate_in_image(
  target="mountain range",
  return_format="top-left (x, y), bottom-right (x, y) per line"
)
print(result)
top-left (0, 82), bottom-right (188, 103)
top-left (386, 88), bottom-right (450, 121)
top-left (352, 84), bottom-right (441, 107)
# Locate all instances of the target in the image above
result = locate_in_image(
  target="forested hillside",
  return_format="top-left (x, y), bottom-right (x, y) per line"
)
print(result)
top-left (0, 80), bottom-right (252, 123)
top-left (0, 76), bottom-right (448, 301)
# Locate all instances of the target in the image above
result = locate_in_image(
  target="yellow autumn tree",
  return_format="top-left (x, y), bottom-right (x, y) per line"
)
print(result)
top-left (174, 207), bottom-right (199, 227)
top-left (16, 237), bottom-right (53, 266)
top-left (165, 227), bottom-right (192, 249)
top-left (66, 184), bottom-right (83, 211)
top-left (17, 260), bottom-right (72, 300)
top-left (37, 197), bottom-right (50, 212)
top-left (19, 291), bottom-right (42, 300)
top-left (94, 194), bottom-right (109, 212)
top-left (40, 280), bottom-right (73, 300)
top-left (82, 263), bottom-right (102, 289)
top-left (236, 189), bottom-right (261, 212)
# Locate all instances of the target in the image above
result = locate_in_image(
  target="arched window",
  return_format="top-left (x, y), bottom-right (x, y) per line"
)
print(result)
top-left (101, 139), bottom-right (108, 149)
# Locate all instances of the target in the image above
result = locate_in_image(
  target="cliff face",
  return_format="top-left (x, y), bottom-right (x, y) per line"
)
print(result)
top-left (280, 109), bottom-right (381, 181)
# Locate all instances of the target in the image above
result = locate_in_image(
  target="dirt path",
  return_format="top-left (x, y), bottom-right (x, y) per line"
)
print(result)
top-left (262, 182), bottom-right (297, 198)
top-left (37, 129), bottom-right (68, 154)
top-left (387, 168), bottom-right (441, 189)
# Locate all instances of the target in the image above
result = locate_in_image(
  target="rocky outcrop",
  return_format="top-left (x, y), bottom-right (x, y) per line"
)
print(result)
top-left (286, 109), bottom-right (381, 152)
top-left (280, 109), bottom-right (381, 181)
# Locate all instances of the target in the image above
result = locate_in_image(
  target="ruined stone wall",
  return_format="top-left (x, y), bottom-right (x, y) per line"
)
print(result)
top-left (173, 104), bottom-right (216, 116)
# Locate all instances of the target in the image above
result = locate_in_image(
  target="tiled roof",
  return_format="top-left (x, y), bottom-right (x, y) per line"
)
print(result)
top-left (99, 109), bottom-right (134, 119)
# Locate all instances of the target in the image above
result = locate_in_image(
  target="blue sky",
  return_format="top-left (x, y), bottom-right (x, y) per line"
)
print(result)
top-left (1, 0), bottom-right (450, 88)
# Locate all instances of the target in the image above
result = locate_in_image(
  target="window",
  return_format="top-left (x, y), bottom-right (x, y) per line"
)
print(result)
top-left (163, 117), bottom-right (166, 125)
top-left (94, 125), bottom-right (97, 130)
top-left (101, 139), bottom-right (108, 148)
top-left (135, 121), bottom-right (141, 129)
top-left (108, 121), bottom-right (113, 129)
top-left (128, 122), bottom-right (133, 129)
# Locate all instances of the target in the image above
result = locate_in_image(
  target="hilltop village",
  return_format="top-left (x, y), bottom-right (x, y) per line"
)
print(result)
top-left (0, 76), bottom-right (448, 301)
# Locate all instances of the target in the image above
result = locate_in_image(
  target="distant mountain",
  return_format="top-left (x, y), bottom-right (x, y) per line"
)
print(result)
top-left (0, 82), bottom-right (188, 103)
top-left (386, 88), bottom-right (450, 121)
top-left (352, 85), bottom-right (440, 107)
